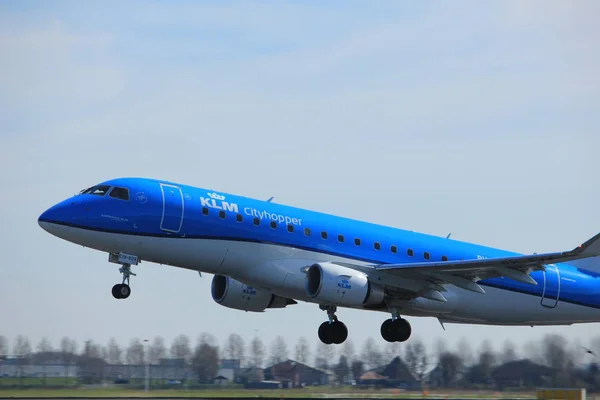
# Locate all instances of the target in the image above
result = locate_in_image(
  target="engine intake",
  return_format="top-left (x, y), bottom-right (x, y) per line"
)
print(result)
top-left (211, 275), bottom-right (296, 312)
top-left (304, 262), bottom-right (385, 306)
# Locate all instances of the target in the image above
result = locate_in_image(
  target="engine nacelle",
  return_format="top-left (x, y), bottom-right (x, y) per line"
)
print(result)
top-left (211, 275), bottom-right (296, 312)
top-left (304, 262), bottom-right (385, 306)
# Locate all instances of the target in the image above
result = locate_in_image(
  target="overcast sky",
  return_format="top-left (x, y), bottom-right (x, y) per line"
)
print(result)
top-left (1, 0), bottom-right (599, 363)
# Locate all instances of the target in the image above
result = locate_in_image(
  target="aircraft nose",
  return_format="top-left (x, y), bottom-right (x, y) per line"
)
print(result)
top-left (38, 200), bottom-right (73, 232)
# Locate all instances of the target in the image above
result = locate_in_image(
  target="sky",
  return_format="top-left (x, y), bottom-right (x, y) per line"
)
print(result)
top-left (1, 0), bottom-right (599, 364)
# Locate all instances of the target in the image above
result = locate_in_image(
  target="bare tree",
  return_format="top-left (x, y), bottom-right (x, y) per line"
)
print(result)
top-left (269, 336), bottom-right (289, 365)
top-left (542, 334), bottom-right (573, 386)
top-left (434, 338), bottom-right (447, 361)
top-left (351, 360), bottom-right (364, 381)
top-left (439, 351), bottom-right (464, 388)
top-left (107, 338), bottom-right (122, 364)
top-left (191, 335), bottom-right (219, 383)
top-left (360, 337), bottom-right (383, 370)
top-left (249, 336), bottom-right (265, 367)
top-left (224, 333), bottom-right (245, 360)
top-left (81, 340), bottom-right (102, 359)
top-left (37, 337), bottom-right (53, 353)
top-left (0, 335), bottom-right (8, 356)
top-left (126, 338), bottom-right (145, 365)
top-left (335, 355), bottom-right (350, 383)
top-left (148, 336), bottom-right (166, 364)
top-left (500, 340), bottom-right (518, 363)
top-left (294, 337), bottom-right (310, 364)
top-left (170, 334), bottom-right (192, 361)
top-left (13, 335), bottom-right (31, 361)
top-left (384, 342), bottom-right (402, 365)
top-left (404, 338), bottom-right (428, 382)
top-left (315, 341), bottom-right (335, 370)
top-left (457, 337), bottom-right (474, 366)
top-left (60, 336), bottom-right (78, 357)
top-left (341, 339), bottom-right (355, 362)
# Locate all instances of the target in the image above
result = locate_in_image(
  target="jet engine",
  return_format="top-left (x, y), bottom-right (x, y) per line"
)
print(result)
top-left (211, 275), bottom-right (296, 312)
top-left (304, 262), bottom-right (385, 306)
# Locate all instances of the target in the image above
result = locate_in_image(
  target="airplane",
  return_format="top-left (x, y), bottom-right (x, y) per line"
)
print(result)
top-left (38, 177), bottom-right (600, 345)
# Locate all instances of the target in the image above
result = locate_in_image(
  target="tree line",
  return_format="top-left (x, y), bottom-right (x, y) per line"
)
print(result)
top-left (2, 333), bottom-right (600, 389)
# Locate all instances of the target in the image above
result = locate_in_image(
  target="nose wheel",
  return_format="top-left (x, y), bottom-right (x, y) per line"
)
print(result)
top-left (112, 283), bottom-right (131, 299)
top-left (111, 263), bottom-right (136, 300)
top-left (317, 305), bottom-right (348, 344)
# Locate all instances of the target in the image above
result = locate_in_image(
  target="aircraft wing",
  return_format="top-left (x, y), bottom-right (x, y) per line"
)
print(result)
top-left (373, 232), bottom-right (600, 298)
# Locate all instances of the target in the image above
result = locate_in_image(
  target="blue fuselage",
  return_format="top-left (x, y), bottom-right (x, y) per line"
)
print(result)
top-left (38, 177), bottom-right (600, 311)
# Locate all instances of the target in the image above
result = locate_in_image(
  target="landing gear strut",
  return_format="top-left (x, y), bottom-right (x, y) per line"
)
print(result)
top-left (317, 305), bottom-right (348, 345)
top-left (380, 308), bottom-right (411, 342)
top-left (108, 253), bottom-right (140, 299)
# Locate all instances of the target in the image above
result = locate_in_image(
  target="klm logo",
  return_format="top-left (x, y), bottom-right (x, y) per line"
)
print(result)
top-left (200, 192), bottom-right (239, 213)
top-left (243, 286), bottom-right (257, 296)
top-left (338, 278), bottom-right (351, 290)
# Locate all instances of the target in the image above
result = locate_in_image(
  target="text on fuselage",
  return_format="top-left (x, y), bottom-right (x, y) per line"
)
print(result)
top-left (200, 192), bottom-right (302, 226)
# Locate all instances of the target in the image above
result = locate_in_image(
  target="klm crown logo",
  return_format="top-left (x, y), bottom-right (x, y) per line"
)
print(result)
top-left (200, 192), bottom-right (239, 213)
top-left (207, 192), bottom-right (226, 201)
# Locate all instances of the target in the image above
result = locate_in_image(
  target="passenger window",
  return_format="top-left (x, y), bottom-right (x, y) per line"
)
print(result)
top-left (374, 242), bottom-right (381, 250)
top-left (109, 187), bottom-right (129, 201)
top-left (354, 238), bottom-right (361, 246)
top-left (424, 252), bottom-right (430, 260)
top-left (442, 255), bottom-right (448, 261)
top-left (391, 245), bottom-right (397, 254)
top-left (236, 214), bottom-right (243, 222)
top-left (253, 217), bottom-right (260, 225)
top-left (338, 235), bottom-right (344, 243)
top-left (304, 228), bottom-right (311, 236)
top-left (219, 211), bottom-right (226, 219)
top-left (287, 225), bottom-right (294, 233)
top-left (270, 221), bottom-right (277, 229)
top-left (202, 207), bottom-right (209, 216)
top-left (407, 249), bottom-right (414, 256)
top-left (321, 231), bottom-right (328, 239)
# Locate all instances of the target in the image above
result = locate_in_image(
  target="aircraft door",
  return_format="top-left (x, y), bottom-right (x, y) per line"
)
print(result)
top-left (160, 183), bottom-right (184, 233)
top-left (541, 264), bottom-right (560, 308)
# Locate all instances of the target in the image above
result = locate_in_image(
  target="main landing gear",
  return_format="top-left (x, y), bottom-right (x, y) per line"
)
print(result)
top-left (318, 305), bottom-right (348, 345)
top-left (380, 308), bottom-right (412, 342)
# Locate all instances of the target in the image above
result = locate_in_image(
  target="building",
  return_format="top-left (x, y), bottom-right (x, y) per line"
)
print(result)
top-left (264, 360), bottom-right (331, 387)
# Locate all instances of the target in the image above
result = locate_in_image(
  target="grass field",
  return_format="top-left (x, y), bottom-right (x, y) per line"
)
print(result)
top-left (0, 386), bottom-right (541, 399)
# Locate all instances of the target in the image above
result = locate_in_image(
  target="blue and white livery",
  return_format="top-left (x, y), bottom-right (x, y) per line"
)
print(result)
top-left (38, 177), bottom-right (600, 344)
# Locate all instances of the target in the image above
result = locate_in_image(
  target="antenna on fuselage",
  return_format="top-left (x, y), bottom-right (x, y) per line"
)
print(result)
top-left (446, 232), bottom-right (452, 239)
top-left (266, 197), bottom-right (275, 202)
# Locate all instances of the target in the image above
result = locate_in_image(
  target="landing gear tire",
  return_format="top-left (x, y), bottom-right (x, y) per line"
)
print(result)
top-left (381, 318), bottom-right (411, 342)
top-left (111, 261), bottom-right (136, 300)
top-left (317, 305), bottom-right (348, 344)
top-left (111, 284), bottom-right (131, 299)
top-left (318, 321), bottom-right (348, 345)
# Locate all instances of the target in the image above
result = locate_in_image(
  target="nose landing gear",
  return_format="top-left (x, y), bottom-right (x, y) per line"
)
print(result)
top-left (109, 253), bottom-right (139, 300)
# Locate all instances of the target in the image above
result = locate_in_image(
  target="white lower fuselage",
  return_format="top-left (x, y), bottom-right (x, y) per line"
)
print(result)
top-left (41, 222), bottom-right (600, 326)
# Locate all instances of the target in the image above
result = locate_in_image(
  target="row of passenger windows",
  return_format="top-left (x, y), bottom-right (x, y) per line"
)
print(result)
top-left (202, 207), bottom-right (450, 261)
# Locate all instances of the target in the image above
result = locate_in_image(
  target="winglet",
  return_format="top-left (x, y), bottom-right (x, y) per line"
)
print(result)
top-left (577, 233), bottom-right (600, 257)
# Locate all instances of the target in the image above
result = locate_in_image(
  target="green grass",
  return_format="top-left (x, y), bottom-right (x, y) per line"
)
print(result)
top-left (0, 387), bottom-right (539, 399)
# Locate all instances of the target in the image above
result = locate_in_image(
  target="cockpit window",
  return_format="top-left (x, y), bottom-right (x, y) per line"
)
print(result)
top-left (109, 187), bottom-right (130, 201)
top-left (81, 185), bottom-right (111, 196)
